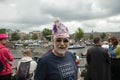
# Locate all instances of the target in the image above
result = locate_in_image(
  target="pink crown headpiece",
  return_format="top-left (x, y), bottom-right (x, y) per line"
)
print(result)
top-left (52, 19), bottom-right (69, 38)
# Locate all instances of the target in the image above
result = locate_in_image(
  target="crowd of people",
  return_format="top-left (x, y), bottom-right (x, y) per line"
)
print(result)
top-left (0, 19), bottom-right (120, 80)
top-left (0, 19), bottom-right (81, 80)
top-left (86, 36), bottom-right (120, 80)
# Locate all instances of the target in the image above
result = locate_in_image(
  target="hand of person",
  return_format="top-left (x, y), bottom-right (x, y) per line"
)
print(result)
top-left (12, 73), bottom-right (16, 76)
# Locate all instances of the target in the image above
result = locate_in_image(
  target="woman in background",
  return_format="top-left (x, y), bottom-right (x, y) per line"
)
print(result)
top-left (108, 36), bottom-right (119, 80)
top-left (13, 49), bottom-right (37, 80)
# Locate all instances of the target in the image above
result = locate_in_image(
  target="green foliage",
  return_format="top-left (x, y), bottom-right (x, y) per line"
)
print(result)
top-left (23, 34), bottom-right (31, 40)
top-left (74, 27), bottom-right (84, 41)
top-left (100, 32), bottom-right (106, 39)
top-left (0, 28), bottom-right (6, 34)
top-left (11, 32), bottom-right (20, 41)
top-left (32, 34), bottom-right (38, 40)
top-left (42, 28), bottom-right (52, 41)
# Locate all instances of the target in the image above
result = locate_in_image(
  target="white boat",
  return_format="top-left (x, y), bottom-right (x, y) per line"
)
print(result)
top-left (102, 41), bottom-right (109, 49)
top-left (68, 45), bottom-right (85, 49)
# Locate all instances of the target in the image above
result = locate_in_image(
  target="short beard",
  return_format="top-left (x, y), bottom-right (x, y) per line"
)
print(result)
top-left (54, 46), bottom-right (68, 57)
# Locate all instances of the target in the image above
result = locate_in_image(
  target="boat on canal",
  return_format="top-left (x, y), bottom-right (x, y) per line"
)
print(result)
top-left (68, 45), bottom-right (85, 49)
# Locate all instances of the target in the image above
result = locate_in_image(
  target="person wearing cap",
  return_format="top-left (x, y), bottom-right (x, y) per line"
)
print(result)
top-left (0, 33), bottom-right (14, 80)
top-left (34, 19), bottom-right (81, 80)
top-left (86, 37), bottom-right (111, 80)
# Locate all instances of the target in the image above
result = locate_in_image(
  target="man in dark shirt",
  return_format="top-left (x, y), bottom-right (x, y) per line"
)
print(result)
top-left (34, 19), bottom-right (80, 80)
top-left (86, 37), bottom-right (111, 80)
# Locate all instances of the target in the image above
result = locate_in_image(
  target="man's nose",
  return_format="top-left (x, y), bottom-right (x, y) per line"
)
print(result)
top-left (60, 40), bottom-right (65, 45)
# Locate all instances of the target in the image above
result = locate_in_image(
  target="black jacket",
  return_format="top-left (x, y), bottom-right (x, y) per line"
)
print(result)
top-left (86, 45), bottom-right (111, 80)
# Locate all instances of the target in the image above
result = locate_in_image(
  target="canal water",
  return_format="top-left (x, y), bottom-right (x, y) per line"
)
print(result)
top-left (11, 46), bottom-right (91, 68)
top-left (11, 47), bottom-right (50, 68)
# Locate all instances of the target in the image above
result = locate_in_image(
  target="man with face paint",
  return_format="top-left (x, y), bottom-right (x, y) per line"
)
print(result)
top-left (34, 19), bottom-right (80, 80)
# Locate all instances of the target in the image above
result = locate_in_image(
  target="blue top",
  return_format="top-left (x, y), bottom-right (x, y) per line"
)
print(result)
top-left (34, 51), bottom-right (78, 80)
top-left (108, 45), bottom-right (116, 58)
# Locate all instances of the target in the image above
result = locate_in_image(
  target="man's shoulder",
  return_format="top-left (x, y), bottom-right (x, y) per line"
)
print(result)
top-left (0, 47), bottom-right (9, 51)
top-left (39, 51), bottom-right (52, 61)
top-left (66, 51), bottom-right (75, 59)
top-left (88, 46), bottom-right (95, 50)
top-left (66, 51), bottom-right (74, 55)
top-left (66, 51), bottom-right (73, 54)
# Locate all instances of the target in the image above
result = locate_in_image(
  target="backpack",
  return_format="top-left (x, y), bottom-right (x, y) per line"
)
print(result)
top-left (0, 60), bottom-right (4, 72)
top-left (17, 61), bottom-right (31, 80)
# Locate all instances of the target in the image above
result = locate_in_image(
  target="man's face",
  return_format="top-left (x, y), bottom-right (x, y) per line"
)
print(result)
top-left (53, 36), bottom-right (69, 56)
top-left (0, 38), bottom-right (8, 46)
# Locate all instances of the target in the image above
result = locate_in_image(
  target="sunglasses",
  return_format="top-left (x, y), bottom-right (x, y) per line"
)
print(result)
top-left (55, 38), bottom-right (69, 43)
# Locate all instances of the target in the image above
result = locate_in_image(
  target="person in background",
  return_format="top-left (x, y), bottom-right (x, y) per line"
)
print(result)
top-left (108, 37), bottom-right (118, 58)
top-left (34, 19), bottom-right (81, 80)
top-left (114, 43), bottom-right (120, 58)
top-left (73, 52), bottom-right (81, 75)
top-left (0, 33), bottom-right (14, 80)
top-left (108, 36), bottom-right (119, 80)
top-left (86, 37), bottom-right (111, 80)
top-left (13, 49), bottom-right (37, 80)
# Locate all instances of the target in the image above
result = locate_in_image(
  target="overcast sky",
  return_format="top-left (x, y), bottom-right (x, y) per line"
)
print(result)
top-left (0, 0), bottom-right (120, 34)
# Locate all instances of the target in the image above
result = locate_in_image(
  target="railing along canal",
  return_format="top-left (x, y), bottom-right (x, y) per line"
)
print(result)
top-left (12, 56), bottom-right (86, 69)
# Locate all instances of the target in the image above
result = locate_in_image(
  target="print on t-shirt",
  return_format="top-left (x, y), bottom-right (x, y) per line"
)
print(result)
top-left (58, 62), bottom-right (75, 80)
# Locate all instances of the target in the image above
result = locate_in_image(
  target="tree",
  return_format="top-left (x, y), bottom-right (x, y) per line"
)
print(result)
top-left (100, 32), bottom-right (106, 40)
top-left (0, 28), bottom-right (6, 34)
top-left (11, 32), bottom-right (20, 41)
top-left (23, 34), bottom-right (31, 40)
top-left (32, 33), bottom-right (38, 40)
top-left (42, 28), bottom-right (52, 41)
top-left (74, 27), bottom-right (84, 41)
